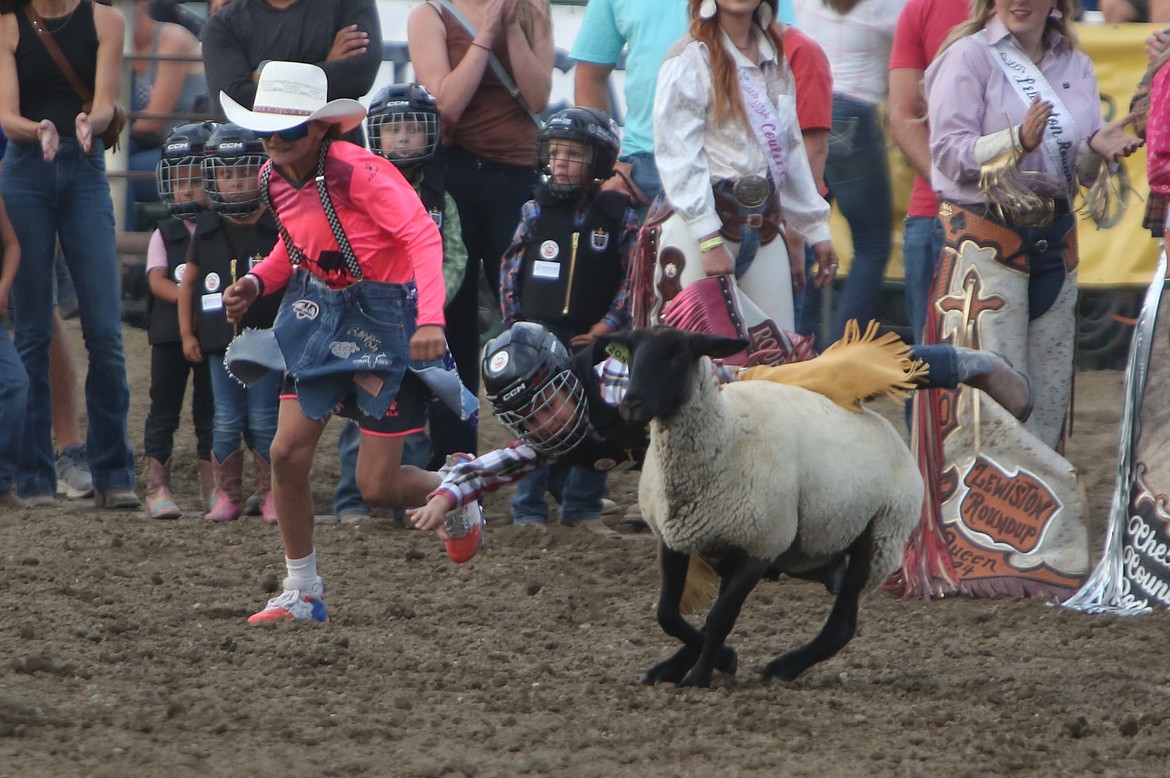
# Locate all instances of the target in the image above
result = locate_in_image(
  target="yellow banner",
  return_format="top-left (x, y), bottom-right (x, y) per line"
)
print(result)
top-left (831, 22), bottom-right (1159, 287)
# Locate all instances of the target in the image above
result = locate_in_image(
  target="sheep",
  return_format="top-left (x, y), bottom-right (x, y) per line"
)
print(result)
top-left (607, 325), bottom-right (924, 687)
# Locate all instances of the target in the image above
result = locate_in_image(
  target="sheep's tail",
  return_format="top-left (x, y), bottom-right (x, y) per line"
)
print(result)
top-left (738, 320), bottom-right (929, 411)
top-left (680, 555), bottom-right (720, 615)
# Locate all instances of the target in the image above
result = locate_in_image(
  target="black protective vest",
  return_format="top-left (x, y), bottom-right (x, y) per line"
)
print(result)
top-left (416, 162), bottom-right (446, 230)
top-left (557, 346), bottom-right (649, 473)
top-left (146, 217), bottom-right (191, 346)
top-left (518, 190), bottom-right (628, 331)
top-left (192, 210), bottom-right (281, 353)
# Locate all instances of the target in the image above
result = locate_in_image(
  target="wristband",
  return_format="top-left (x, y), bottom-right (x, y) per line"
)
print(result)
top-left (470, 41), bottom-right (491, 53)
top-left (699, 236), bottom-right (725, 251)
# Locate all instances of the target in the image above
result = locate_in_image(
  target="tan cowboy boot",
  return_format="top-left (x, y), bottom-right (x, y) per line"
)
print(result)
top-left (204, 450), bottom-right (244, 522)
top-left (144, 457), bottom-right (182, 520)
top-left (252, 450), bottom-right (278, 525)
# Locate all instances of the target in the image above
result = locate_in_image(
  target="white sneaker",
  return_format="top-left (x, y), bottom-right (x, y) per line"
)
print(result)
top-left (247, 579), bottom-right (328, 624)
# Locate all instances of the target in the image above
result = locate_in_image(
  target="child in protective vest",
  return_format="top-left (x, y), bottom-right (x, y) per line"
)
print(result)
top-left (176, 122), bottom-right (282, 523)
top-left (323, 83), bottom-right (471, 527)
top-left (498, 107), bottom-right (640, 536)
top-left (142, 122), bottom-right (217, 519)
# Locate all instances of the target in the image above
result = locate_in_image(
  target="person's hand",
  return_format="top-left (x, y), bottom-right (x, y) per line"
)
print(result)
top-left (812, 241), bottom-right (839, 289)
top-left (1146, 29), bottom-right (1169, 63)
top-left (410, 324), bottom-right (446, 362)
top-left (75, 112), bottom-right (93, 155)
top-left (784, 228), bottom-right (806, 293)
top-left (326, 24), bottom-right (369, 62)
top-left (601, 159), bottom-right (647, 203)
top-left (481, 0), bottom-right (524, 38)
top-left (570, 321), bottom-right (612, 349)
top-left (37, 120), bottom-right (59, 162)
top-left (406, 493), bottom-right (455, 533)
top-left (1019, 98), bottom-right (1052, 153)
top-left (181, 334), bottom-right (204, 364)
top-left (701, 243), bottom-right (734, 276)
top-left (222, 276), bottom-right (258, 324)
top-left (1091, 112), bottom-right (1145, 162)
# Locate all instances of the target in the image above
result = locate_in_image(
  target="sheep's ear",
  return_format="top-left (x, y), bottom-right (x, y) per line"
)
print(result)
top-left (592, 331), bottom-right (631, 365)
top-left (690, 333), bottom-right (749, 360)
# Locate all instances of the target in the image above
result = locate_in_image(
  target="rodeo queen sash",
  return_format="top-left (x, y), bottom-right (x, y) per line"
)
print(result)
top-left (738, 61), bottom-right (787, 191)
top-left (981, 29), bottom-right (1080, 197)
top-left (1064, 254), bottom-right (1170, 615)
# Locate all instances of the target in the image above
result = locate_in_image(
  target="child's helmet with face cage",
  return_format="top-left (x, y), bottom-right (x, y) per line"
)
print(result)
top-left (481, 322), bottom-right (591, 457)
top-left (365, 83), bottom-right (441, 168)
top-left (157, 121), bottom-right (217, 219)
top-left (201, 123), bottom-right (269, 218)
top-left (535, 107), bottom-right (621, 199)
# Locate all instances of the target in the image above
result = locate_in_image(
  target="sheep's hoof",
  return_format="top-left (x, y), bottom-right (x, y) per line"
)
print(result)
top-left (676, 672), bottom-right (712, 688)
top-left (761, 654), bottom-right (809, 683)
top-left (714, 645), bottom-right (738, 676)
top-left (637, 654), bottom-right (693, 685)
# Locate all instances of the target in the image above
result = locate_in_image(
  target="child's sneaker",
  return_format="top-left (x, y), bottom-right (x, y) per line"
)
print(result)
top-left (444, 499), bottom-right (484, 564)
top-left (247, 580), bottom-right (328, 624)
top-left (56, 444), bottom-right (94, 499)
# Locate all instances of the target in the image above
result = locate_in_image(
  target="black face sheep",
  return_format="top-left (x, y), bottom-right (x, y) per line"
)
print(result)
top-left (607, 326), bottom-right (924, 687)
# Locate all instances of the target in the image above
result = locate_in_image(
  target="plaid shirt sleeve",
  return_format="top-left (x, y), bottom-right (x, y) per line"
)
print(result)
top-left (500, 200), bottom-right (541, 326)
top-left (429, 441), bottom-right (546, 508)
top-left (600, 205), bottom-right (640, 332)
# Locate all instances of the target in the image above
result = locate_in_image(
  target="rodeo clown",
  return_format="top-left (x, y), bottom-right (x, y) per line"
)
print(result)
top-left (408, 315), bottom-right (1036, 571)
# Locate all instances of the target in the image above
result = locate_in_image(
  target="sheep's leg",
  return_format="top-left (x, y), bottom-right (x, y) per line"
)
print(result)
top-left (638, 544), bottom-right (738, 686)
top-left (678, 552), bottom-right (769, 688)
top-left (762, 526), bottom-right (874, 683)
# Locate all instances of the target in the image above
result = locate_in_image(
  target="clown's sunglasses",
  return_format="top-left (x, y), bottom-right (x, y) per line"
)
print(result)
top-left (254, 123), bottom-right (311, 142)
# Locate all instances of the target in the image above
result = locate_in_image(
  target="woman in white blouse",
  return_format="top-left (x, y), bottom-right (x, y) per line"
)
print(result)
top-left (653, 0), bottom-right (838, 333)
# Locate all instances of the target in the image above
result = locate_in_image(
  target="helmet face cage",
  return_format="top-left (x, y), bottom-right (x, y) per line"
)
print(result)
top-left (493, 369), bottom-right (591, 457)
top-left (536, 108), bottom-right (621, 199)
top-left (202, 124), bottom-right (268, 217)
top-left (157, 121), bottom-right (217, 219)
top-left (367, 84), bottom-right (440, 168)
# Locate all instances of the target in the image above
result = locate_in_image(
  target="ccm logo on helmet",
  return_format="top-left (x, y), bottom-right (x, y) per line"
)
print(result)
top-left (501, 384), bottom-right (526, 403)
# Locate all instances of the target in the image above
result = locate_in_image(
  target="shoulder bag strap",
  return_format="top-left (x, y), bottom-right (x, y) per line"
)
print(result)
top-left (429, 0), bottom-right (542, 128)
top-left (23, 4), bottom-right (94, 109)
top-left (260, 140), bottom-right (364, 280)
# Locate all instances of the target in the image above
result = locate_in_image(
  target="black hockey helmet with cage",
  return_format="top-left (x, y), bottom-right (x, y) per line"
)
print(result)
top-left (536, 107), bottom-right (621, 198)
top-left (201, 122), bottom-right (269, 218)
top-left (157, 120), bottom-right (217, 219)
top-left (482, 322), bottom-right (591, 456)
top-left (366, 82), bottom-right (441, 168)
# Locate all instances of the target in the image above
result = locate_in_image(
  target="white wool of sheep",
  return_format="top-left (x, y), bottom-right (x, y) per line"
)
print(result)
top-left (638, 360), bottom-right (923, 590)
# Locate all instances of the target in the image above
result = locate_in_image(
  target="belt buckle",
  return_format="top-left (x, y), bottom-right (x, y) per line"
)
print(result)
top-left (743, 214), bottom-right (764, 228)
top-left (732, 174), bottom-right (770, 208)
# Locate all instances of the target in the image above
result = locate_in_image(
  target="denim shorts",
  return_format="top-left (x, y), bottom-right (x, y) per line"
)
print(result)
top-left (281, 370), bottom-right (427, 435)
top-left (273, 268), bottom-right (416, 421)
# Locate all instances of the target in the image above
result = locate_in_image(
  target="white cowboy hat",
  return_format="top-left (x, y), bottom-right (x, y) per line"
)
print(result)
top-left (219, 61), bottom-right (367, 134)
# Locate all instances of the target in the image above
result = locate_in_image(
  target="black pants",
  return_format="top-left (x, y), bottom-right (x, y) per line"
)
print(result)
top-left (429, 145), bottom-right (538, 466)
top-left (143, 341), bottom-right (213, 462)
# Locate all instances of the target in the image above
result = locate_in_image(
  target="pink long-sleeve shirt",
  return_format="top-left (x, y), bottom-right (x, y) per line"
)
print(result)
top-left (1147, 65), bottom-right (1170, 197)
top-left (250, 140), bottom-right (446, 328)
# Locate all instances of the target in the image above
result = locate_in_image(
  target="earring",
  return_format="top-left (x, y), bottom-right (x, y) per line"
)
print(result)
top-left (699, 0), bottom-right (717, 20)
top-left (756, 2), bottom-right (772, 27)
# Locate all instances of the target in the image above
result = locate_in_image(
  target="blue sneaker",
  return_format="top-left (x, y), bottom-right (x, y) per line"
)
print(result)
top-left (56, 444), bottom-right (94, 500)
top-left (247, 581), bottom-right (327, 624)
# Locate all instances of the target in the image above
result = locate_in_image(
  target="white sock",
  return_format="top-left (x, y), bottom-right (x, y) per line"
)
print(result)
top-left (283, 550), bottom-right (319, 592)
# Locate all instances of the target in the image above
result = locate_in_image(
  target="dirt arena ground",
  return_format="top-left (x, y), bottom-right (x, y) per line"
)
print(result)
top-left (2, 319), bottom-right (1168, 778)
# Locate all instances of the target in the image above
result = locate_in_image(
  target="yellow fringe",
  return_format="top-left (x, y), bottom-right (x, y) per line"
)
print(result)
top-left (738, 320), bottom-right (930, 411)
top-left (680, 555), bottom-right (720, 616)
top-left (1081, 155), bottom-right (1127, 229)
top-left (979, 147), bottom-right (1053, 227)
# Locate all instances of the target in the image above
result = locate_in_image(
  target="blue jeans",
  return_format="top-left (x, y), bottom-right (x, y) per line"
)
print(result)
top-left (333, 419), bottom-right (429, 517)
top-left (511, 461), bottom-right (608, 524)
top-left (0, 324), bottom-right (29, 492)
top-left (824, 96), bottom-right (893, 345)
top-left (912, 345), bottom-right (959, 388)
top-left (623, 152), bottom-right (663, 223)
top-left (1, 139), bottom-right (136, 496)
top-left (208, 351), bottom-right (280, 463)
top-left (902, 215), bottom-right (945, 344)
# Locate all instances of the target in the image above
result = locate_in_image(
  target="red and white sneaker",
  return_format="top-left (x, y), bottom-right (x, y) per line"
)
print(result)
top-left (443, 500), bottom-right (484, 564)
top-left (247, 580), bottom-right (328, 624)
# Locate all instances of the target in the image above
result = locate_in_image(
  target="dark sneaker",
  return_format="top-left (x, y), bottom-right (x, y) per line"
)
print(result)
top-left (95, 488), bottom-right (142, 510)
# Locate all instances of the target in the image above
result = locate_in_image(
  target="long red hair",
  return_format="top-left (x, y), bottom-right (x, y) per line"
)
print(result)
top-left (687, 0), bottom-right (784, 125)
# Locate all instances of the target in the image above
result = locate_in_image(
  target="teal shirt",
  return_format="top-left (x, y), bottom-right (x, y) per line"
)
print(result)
top-left (570, 0), bottom-right (796, 158)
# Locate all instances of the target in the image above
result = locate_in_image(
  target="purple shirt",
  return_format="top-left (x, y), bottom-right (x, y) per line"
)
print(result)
top-left (926, 16), bottom-right (1103, 204)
